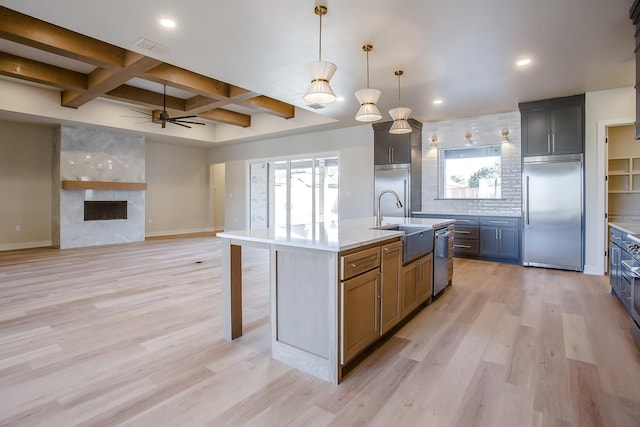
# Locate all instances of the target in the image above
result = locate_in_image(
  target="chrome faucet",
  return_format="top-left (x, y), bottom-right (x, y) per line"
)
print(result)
top-left (376, 190), bottom-right (403, 226)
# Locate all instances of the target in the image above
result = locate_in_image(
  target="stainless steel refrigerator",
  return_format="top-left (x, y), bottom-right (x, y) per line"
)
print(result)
top-left (374, 164), bottom-right (410, 217)
top-left (522, 153), bottom-right (583, 271)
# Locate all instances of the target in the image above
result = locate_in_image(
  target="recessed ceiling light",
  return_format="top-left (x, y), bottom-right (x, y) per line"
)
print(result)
top-left (335, 96), bottom-right (345, 102)
top-left (516, 58), bottom-right (531, 67)
top-left (433, 99), bottom-right (443, 105)
top-left (160, 18), bottom-right (176, 28)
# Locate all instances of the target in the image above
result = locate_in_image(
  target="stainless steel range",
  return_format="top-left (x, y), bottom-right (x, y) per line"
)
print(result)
top-left (624, 234), bottom-right (640, 350)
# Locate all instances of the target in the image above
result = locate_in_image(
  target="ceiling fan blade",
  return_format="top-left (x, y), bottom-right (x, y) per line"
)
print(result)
top-left (174, 120), bottom-right (205, 125)
top-left (172, 121), bottom-right (191, 128)
top-left (171, 115), bottom-right (198, 120)
top-left (130, 109), bottom-right (153, 117)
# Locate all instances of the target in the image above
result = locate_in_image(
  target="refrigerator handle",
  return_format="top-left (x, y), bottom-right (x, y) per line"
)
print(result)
top-left (524, 175), bottom-right (530, 225)
top-left (403, 179), bottom-right (408, 217)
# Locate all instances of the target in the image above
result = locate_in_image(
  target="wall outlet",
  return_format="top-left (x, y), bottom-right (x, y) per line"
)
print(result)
top-left (15, 225), bottom-right (21, 232)
top-left (148, 218), bottom-right (152, 224)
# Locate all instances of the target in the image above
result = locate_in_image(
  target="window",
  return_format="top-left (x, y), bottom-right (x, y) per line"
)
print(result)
top-left (439, 146), bottom-right (501, 199)
top-left (249, 155), bottom-right (339, 235)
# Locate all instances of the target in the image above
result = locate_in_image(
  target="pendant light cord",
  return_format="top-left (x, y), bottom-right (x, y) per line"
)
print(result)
top-left (318, 13), bottom-right (322, 62)
top-left (365, 49), bottom-right (370, 88)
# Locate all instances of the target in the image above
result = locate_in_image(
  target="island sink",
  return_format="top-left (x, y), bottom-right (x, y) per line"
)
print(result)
top-left (374, 224), bottom-right (434, 264)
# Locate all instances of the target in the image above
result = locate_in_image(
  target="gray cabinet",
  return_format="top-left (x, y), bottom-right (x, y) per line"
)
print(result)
top-left (373, 119), bottom-right (422, 214)
top-left (373, 119), bottom-right (422, 166)
top-left (519, 95), bottom-right (584, 156)
top-left (479, 217), bottom-right (520, 261)
top-left (413, 214), bottom-right (520, 264)
top-left (630, 0), bottom-right (640, 139)
top-left (610, 227), bottom-right (624, 300)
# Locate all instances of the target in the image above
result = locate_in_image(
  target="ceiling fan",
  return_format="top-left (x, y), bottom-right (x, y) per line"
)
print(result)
top-left (126, 85), bottom-right (205, 129)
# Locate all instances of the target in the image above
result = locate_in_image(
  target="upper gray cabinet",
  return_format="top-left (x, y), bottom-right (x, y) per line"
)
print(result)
top-left (630, 0), bottom-right (640, 139)
top-left (373, 119), bottom-right (422, 166)
top-left (519, 94), bottom-right (584, 156)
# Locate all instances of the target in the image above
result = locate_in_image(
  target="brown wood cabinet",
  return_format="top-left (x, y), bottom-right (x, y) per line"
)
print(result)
top-left (401, 253), bottom-right (433, 318)
top-left (380, 241), bottom-right (402, 334)
top-left (340, 268), bottom-right (380, 364)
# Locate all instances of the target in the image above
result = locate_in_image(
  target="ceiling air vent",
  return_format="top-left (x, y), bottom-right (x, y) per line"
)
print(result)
top-left (307, 103), bottom-right (325, 110)
top-left (133, 37), bottom-right (169, 54)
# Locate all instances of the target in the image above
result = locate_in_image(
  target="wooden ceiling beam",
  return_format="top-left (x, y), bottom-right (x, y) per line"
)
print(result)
top-left (0, 51), bottom-right (86, 90)
top-left (61, 53), bottom-right (162, 108)
top-left (0, 6), bottom-right (126, 69)
top-left (104, 84), bottom-right (185, 111)
top-left (242, 95), bottom-right (295, 119)
top-left (143, 64), bottom-right (231, 99)
top-left (198, 109), bottom-right (251, 128)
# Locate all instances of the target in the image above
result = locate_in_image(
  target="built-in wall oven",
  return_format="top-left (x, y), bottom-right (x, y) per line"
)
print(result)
top-left (623, 235), bottom-right (640, 350)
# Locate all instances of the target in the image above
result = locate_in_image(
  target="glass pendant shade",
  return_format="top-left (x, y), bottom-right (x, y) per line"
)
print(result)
top-left (389, 107), bottom-right (412, 134)
top-left (304, 60), bottom-right (337, 104)
top-left (355, 88), bottom-right (382, 122)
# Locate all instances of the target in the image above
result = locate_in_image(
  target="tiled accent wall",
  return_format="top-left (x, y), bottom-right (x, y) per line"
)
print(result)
top-left (420, 111), bottom-right (522, 216)
top-left (54, 125), bottom-right (145, 248)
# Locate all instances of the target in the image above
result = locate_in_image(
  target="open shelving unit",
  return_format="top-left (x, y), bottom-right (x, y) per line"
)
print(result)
top-left (608, 157), bottom-right (640, 193)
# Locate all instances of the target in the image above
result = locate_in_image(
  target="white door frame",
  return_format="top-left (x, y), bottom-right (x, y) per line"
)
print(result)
top-left (596, 117), bottom-right (634, 275)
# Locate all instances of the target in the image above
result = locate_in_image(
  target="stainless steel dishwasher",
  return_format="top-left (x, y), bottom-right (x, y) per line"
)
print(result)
top-left (433, 227), bottom-right (450, 296)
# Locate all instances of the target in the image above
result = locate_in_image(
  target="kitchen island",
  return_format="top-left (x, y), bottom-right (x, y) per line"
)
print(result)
top-left (218, 216), bottom-right (454, 384)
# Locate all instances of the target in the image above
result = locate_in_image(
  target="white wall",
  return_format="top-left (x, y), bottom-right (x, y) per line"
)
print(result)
top-left (0, 121), bottom-right (53, 250)
top-left (586, 86), bottom-right (635, 275)
top-left (209, 125), bottom-right (374, 230)
top-left (211, 163), bottom-right (226, 231)
top-left (145, 140), bottom-right (212, 236)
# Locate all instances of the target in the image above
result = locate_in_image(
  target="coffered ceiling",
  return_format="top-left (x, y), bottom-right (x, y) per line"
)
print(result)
top-left (0, 6), bottom-right (294, 130)
top-left (0, 0), bottom-right (635, 144)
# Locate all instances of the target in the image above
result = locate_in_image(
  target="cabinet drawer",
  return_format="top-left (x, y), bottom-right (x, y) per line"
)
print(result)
top-left (454, 239), bottom-right (479, 256)
top-left (452, 217), bottom-right (479, 226)
top-left (453, 225), bottom-right (479, 240)
top-left (341, 247), bottom-right (381, 281)
top-left (480, 217), bottom-right (519, 227)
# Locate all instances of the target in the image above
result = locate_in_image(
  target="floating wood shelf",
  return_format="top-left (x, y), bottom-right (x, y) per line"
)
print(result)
top-left (61, 180), bottom-right (147, 191)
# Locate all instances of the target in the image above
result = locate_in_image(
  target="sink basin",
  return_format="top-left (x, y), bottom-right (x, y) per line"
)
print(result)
top-left (375, 224), bottom-right (434, 264)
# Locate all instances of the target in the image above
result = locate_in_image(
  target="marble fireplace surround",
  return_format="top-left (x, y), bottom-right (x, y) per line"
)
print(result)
top-left (53, 126), bottom-right (146, 249)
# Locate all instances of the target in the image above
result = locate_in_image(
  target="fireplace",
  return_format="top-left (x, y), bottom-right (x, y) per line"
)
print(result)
top-left (84, 201), bottom-right (127, 221)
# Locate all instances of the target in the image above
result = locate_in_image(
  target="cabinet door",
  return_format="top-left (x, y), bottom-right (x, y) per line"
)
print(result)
top-left (374, 130), bottom-right (411, 165)
top-left (610, 243), bottom-right (621, 295)
top-left (340, 268), bottom-right (380, 364)
top-left (522, 109), bottom-right (550, 156)
top-left (374, 132), bottom-right (392, 165)
top-left (401, 262), bottom-right (418, 318)
top-left (416, 253), bottom-right (433, 305)
top-left (498, 227), bottom-right (519, 260)
top-left (380, 241), bottom-right (402, 334)
top-left (551, 105), bottom-right (583, 154)
top-left (479, 226), bottom-right (499, 257)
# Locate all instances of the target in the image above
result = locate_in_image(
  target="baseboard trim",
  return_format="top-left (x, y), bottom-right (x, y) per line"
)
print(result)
top-left (145, 227), bottom-right (217, 239)
top-left (0, 240), bottom-right (53, 251)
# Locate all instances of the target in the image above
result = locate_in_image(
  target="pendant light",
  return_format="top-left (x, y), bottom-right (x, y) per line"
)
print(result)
top-left (303, 5), bottom-right (337, 104)
top-left (388, 70), bottom-right (412, 134)
top-left (354, 44), bottom-right (382, 122)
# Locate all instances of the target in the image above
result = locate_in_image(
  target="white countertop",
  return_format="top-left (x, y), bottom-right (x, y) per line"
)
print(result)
top-left (609, 222), bottom-right (640, 236)
top-left (218, 216), bottom-right (455, 252)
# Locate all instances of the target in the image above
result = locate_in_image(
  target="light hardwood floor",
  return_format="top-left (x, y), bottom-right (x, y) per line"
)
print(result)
top-left (1, 237), bottom-right (640, 426)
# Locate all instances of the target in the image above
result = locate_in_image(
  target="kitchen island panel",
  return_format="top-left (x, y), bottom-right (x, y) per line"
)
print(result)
top-left (271, 244), bottom-right (339, 383)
